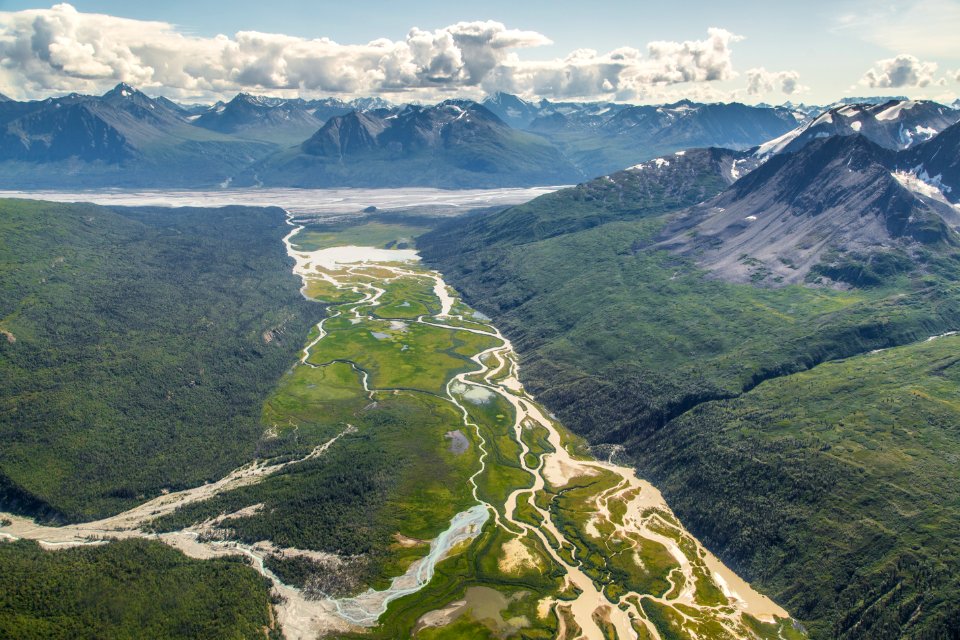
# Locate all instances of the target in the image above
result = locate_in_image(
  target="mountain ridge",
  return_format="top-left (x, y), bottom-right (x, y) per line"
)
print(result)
top-left (657, 134), bottom-right (960, 286)
top-left (236, 99), bottom-right (584, 188)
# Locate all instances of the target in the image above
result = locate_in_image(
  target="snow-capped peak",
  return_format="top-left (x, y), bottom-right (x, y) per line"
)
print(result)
top-left (874, 100), bottom-right (919, 122)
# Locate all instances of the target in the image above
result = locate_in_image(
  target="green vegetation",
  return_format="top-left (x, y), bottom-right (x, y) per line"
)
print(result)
top-left (426, 213), bottom-right (940, 443)
top-left (0, 207), bottom-right (817, 637)
top-left (519, 421), bottom-right (554, 469)
top-left (293, 221), bottom-right (429, 251)
top-left (151, 382), bottom-right (480, 588)
top-left (453, 384), bottom-right (531, 514)
top-left (307, 315), bottom-right (498, 395)
top-left (147, 246), bottom-right (496, 591)
top-left (436, 149), bottom-right (733, 252)
top-left (420, 168), bottom-right (960, 637)
top-left (641, 336), bottom-right (960, 638)
top-left (372, 276), bottom-right (441, 320)
top-left (548, 470), bottom-right (678, 598)
top-left (0, 199), bottom-right (320, 521)
top-left (304, 278), bottom-right (365, 304)
top-left (0, 539), bottom-right (278, 639)
top-left (334, 520), bottom-right (566, 639)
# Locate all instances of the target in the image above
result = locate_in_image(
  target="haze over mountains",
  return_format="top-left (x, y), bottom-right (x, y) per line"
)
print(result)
top-left (7, 82), bottom-right (957, 191)
top-left (482, 92), bottom-right (807, 176)
top-left (236, 100), bottom-right (582, 188)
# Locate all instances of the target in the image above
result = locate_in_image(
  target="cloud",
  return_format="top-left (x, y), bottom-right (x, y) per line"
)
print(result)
top-left (745, 67), bottom-right (806, 95)
top-left (834, 0), bottom-right (960, 57)
top-left (484, 28), bottom-right (744, 101)
top-left (0, 4), bottom-right (745, 102)
top-left (860, 54), bottom-right (939, 88)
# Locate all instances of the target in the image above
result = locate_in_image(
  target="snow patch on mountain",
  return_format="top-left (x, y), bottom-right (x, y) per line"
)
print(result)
top-left (875, 100), bottom-right (919, 122)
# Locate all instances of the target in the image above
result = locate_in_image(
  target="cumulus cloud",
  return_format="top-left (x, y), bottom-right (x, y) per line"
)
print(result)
top-left (860, 54), bottom-right (940, 88)
top-left (0, 4), bottom-right (746, 101)
top-left (745, 67), bottom-right (806, 95)
top-left (484, 28), bottom-right (744, 101)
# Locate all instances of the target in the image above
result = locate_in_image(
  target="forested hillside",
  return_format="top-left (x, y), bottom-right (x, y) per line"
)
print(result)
top-left (0, 200), bottom-right (320, 521)
top-left (636, 335), bottom-right (960, 638)
top-left (0, 539), bottom-right (280, 639)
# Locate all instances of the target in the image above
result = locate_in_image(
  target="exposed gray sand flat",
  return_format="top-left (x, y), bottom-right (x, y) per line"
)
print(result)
top-left (0, 186), bottom-right (560, 218)
top-left (444, 430), bottom-right (470, 454)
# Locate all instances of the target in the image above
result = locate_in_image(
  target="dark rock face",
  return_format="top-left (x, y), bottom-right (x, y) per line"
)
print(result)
top-left (0, 102), bottom-right (134, 163)
top-left (302, 101), bottom-right (509, 158)
top-left (301, 111), bottom-right (387, 157)
top-left (0, 83), bottom-right (187, 164)
top-left (901, 121), bottom-right (960, 203)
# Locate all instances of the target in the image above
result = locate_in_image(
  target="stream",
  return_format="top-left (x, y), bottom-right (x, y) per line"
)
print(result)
top-left (0, 209), bottom-right (797, 640)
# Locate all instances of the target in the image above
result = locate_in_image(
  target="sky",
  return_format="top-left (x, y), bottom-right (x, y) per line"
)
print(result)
top-left (0, 0), bottom-right (957, 105)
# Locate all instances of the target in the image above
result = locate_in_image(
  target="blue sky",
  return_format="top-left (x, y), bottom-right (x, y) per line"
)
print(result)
top-left (0, 0), bottom-right (957, 104)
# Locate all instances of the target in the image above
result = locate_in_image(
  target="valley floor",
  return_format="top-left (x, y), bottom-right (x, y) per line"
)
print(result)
top-left (2, 211), bottom-right (804, 639)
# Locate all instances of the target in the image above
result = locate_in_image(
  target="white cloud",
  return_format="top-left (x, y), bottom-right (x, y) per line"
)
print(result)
top-left (861, 54), bottom-right (939, 88)
top-left (485, 28), bottom-right (744, 101)
top-left (745, 67), bottom-right (806, 95)
top-left (0, 4), bottom-right (746, 102)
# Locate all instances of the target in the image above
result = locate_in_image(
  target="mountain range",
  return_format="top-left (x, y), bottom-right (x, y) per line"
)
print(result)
top-left (0, 83), bottom-right (275, 188)
top-left (482, 92), bottom-right (806, 174)
top-left (236, 100), bottom-right (583, 188)
top-left (6, 83), bottom-right (956, 189)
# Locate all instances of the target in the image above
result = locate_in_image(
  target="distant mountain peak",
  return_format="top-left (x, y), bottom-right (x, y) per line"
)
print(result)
top-left (103, 82), bottom-right (142, 99)
top-left (835, 95), bottom-right (909, 106)
top-left (348, 96), bottom-right (394, 112)
top-left (485, 91), bottom-right (532, 106)
top-left (228, 93), bottom-right (286, 108)
top-left (755, 98), bottom-right (960, 158)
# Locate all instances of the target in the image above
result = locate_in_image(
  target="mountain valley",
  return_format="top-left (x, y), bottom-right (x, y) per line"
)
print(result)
top-left (0, 46), bottom-right (959, 640)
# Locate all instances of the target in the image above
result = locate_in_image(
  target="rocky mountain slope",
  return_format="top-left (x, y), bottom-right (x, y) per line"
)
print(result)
top-left (657, 135), bottom-right (960, 286)
top-left (900, 120), bottom-right (960, 203)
